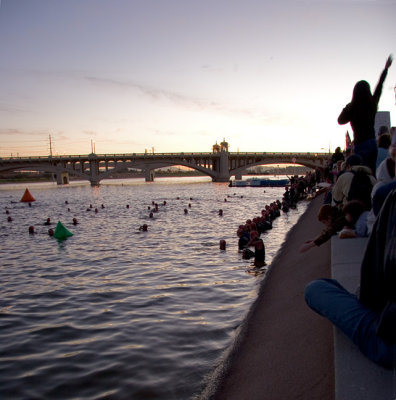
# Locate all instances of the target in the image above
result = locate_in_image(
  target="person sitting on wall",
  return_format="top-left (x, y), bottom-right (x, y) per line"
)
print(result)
top-left (304, 189), bottom-right (396, 369)
top-left (376, 132), bottom-right (396, 184)
top-left (331, 154), bottom-right (376, 210)
top-left (376, 128), bottom-right (391, 169)
top-left (341, 200), bottom-right (369, 238)
top-left (366, 135), bottom-right (396, 234)
top-left (331, 146), bottom-right (345, 167)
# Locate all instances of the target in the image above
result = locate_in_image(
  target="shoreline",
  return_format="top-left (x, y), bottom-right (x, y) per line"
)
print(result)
top-left (198, 194), bottom-right (334, 400)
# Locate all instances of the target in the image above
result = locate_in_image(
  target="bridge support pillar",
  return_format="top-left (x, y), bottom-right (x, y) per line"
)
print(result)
top-left (212, 151), bottom-right (231, 182)
top-left (55, 171), bottom-right (69, 185)
top-left (61, 172), bottom-right (69, 184)
top-left (89, 157), bottom-right (101, 186)
top-left (145, 169), bottom-right (154, 182)
top-left (56, 172), bottom-right (62, 185)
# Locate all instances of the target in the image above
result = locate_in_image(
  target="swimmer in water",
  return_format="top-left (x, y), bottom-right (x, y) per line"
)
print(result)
top-left (247, 231), bottom-right (266, 267)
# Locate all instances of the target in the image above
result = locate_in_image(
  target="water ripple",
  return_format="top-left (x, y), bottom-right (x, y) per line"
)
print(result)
top-left (0, 179), bottom-right (306, 399)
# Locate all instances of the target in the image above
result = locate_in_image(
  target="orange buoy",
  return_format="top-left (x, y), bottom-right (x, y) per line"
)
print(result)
top-left (20, 188), bottom-right (35, 203)
top-left (220, 240), bottom-right (226, 250)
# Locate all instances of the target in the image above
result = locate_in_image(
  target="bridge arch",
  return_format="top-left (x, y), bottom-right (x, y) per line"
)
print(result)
top-left (96, 159), bottom-right (218, 182)
top-left (229, 153), bottom-right (327, 179)
top-left (230, 159), bottom-right (323, 178)
top-left (0, 163), bottom-right (88, 182)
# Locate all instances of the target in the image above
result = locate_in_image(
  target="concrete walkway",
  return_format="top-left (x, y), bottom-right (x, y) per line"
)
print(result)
top-left (199, 194), bottom-right (334, 400)
top-left (331, 236), bottom-right (395, 400)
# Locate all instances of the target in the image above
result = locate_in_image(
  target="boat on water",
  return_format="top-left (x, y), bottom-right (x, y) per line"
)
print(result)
top-left (229, 178), bottom-right (290, 187)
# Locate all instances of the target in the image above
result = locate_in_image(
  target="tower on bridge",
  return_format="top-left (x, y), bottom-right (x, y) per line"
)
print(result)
top-left (220, 138), bottom-right (229, 152)
top-left (212, 142), bottom-right (220, 153)
top-left (213, 139), bottom-right (229, 153)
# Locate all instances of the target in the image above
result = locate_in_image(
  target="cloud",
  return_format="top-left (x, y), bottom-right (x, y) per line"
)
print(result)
top-left (0, 128), bottom-right (47, 137)
top-left (0, 103), bottom-right (29, 114)
top-left (83, 130), bottom-right (99, 137)
top-left (84, 75), bottom-right (265, 117)
top-left (0, 66), bottom-right (278, 130)
top-left (84, 75), bottom-right (206, 108)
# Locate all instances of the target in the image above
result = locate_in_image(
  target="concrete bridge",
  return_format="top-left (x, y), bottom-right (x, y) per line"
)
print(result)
top-left (0, 151), bottom-right (330, 185)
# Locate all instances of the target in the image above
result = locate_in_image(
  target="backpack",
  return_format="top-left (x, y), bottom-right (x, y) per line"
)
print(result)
top-left (347, 170), bottom-right (373, 210)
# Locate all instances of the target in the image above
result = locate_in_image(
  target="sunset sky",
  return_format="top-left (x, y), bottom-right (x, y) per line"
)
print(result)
top-left (0, 0), bottom-right (395, 157)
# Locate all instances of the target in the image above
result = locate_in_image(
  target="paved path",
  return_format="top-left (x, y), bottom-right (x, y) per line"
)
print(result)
top-left (199, 194), bottom-right (335, 400)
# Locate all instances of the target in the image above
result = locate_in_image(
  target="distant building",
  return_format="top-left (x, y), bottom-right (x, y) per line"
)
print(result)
top-left (374, 111), bottom-right (391, 137)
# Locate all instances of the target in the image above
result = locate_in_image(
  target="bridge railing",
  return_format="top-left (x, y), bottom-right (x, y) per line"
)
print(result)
top-left (0, 152), bottom-right (216, 161)
top-left (0, 151), bottom-right (330, 162)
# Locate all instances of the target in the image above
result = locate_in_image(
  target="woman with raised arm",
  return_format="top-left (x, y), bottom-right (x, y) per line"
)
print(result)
top-left (338, 55), bottom-right (393, 174)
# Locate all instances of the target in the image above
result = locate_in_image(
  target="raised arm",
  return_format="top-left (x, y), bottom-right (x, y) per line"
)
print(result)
top-left (385, 54), bottom-right (393, 69)
top-left (373, 54), bottom-right (393, 104)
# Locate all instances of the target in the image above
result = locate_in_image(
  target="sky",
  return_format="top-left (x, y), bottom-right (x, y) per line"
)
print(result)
top-left (0, 0), bottom-right (395, 157)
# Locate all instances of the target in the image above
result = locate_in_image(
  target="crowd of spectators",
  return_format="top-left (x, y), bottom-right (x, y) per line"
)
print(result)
top-left (302, 53), bottom-right (396, 370)
top-left (301, 125), bottom-right (396, 253)
top-left (237, 54), bottom-right (396, 371)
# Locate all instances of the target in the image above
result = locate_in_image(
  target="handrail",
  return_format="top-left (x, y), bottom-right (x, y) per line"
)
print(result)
top-left (0, 152), bottom-right (330, 161)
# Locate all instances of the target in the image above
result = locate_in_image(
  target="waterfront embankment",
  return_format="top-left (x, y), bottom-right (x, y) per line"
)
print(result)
top-left (200, 193), bottom-right (334, 400)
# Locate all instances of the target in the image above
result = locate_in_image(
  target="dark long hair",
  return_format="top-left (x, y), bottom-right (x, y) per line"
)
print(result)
top-left (351, 80), bottom-right (377, 115)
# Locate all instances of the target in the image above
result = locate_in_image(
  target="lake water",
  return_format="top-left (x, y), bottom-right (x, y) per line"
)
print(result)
top-left (0, 177), bottom-right (307, 399)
